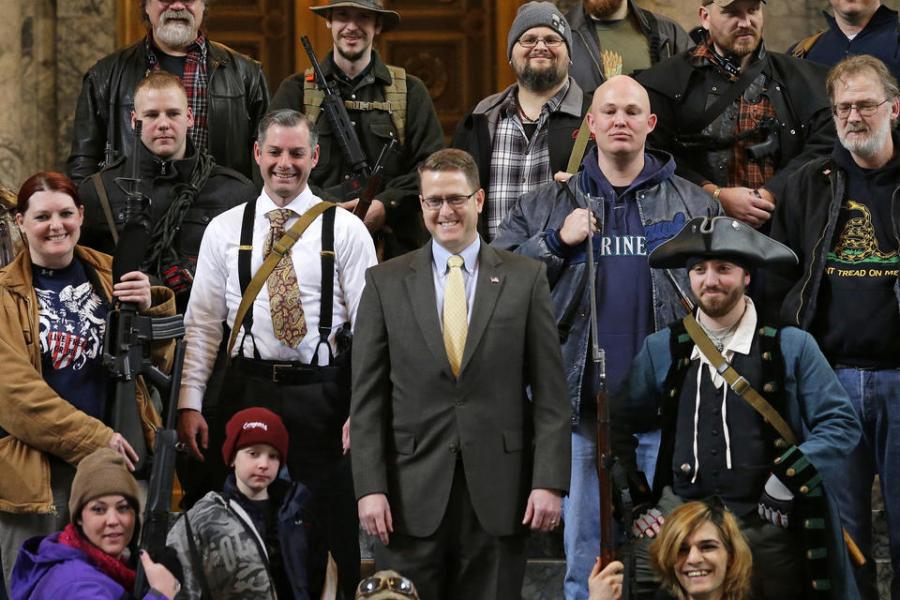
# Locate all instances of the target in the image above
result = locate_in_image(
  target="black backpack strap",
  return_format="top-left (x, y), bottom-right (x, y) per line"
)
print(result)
top-left (313, 206), bottom-right (337, 364)
top-left (182, 512), bottom-right (214, 600)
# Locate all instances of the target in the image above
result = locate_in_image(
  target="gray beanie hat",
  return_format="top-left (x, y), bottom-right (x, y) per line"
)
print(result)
top-left (507, 1), bottom-right (573, 59)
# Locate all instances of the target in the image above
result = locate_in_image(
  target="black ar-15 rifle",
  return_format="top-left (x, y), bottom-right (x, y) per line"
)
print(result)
top-left (103, 120), bottom-right (185, 477)
top-left (301, 36), bottom-right (395, 222)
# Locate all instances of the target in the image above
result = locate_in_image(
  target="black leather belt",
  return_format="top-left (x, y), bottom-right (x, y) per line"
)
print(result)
top-left (232, 357), bottom-right (320, 385)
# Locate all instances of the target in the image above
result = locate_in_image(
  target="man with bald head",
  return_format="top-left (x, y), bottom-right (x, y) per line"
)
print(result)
top-left (494, 75), bottom-right (720, 600)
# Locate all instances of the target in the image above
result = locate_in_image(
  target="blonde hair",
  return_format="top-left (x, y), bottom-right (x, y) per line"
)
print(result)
top-left (650, 499), bottom-right (752, 600)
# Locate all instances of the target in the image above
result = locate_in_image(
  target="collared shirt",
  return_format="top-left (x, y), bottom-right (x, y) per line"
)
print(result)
top-left (146, 32), bottom-right (210, 153)
top-left (178, 186), bottom-right (377, 411)
top-left (486, 80), bottom-right (571, 240)
top-left (431, 237), bottom-right (480, 326)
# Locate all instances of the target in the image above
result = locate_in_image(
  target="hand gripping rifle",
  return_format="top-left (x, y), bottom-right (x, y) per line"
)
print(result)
top-left (301, 36), bottom-right (395, 221)
top-left (102, 121), bottom-right (185, 478)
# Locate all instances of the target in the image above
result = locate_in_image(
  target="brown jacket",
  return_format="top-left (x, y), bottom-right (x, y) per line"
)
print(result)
top-left (0, 245), bottom-right (175, 513)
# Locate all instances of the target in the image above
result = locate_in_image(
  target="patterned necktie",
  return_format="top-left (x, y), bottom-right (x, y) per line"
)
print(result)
top-left (265, 208), bottom-right (306, 347)
top-left (443, 255), bottom-right (468, 377)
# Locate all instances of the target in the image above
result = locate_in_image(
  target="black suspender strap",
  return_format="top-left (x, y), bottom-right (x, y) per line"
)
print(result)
top-left (237, 198), bottom-right (257, 336)
top-left (314, 206), bottom-right (337, 362)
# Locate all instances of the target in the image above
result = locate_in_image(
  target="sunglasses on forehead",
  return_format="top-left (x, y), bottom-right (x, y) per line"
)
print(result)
top-left (356, 574), bottom-right (418, 597)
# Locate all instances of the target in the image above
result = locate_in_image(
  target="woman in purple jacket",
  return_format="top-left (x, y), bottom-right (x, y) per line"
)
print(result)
top-left (10, 449), bottom-right (179, 600)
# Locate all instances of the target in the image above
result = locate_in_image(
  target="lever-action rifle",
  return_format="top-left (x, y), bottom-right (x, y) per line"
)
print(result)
top-left (301, 36), bottom-right (395, 222)
top-left (584, 195), bottom-right (616, 569)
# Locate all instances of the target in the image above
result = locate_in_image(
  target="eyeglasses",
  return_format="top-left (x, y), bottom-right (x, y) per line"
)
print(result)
top-left (832, 99), bottom-right (890, 119)
top-left (517, 35), bottom-right (565, 49)
top-left (420, 190), bottom-right (478, 211)
top-left (356, 575), bottom-right (417, 597)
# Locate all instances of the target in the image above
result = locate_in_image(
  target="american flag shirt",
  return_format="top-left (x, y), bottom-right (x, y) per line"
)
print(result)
top-left (486, 82), bottom-right (570, 240)
top-left (33, 258), bottom-right (109, 420)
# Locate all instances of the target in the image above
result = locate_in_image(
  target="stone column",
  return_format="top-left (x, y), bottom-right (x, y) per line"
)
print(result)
top-left (0, 0), bottom-right (116, 192)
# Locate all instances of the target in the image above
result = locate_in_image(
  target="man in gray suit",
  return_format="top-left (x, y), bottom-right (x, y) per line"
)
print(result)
top-left (350, 148), bottom-right (572, 600)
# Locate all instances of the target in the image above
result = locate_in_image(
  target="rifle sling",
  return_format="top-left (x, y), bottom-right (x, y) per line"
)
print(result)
top-left (227, 201), bottom-right (336, 357)
top-left (91, 172), bottom-right (119, 246)
top-left (566, 115), bottom-right (592, 175)
top-left (682, 314), bottom-right (799, 446)
top-left (683, 58), bottom-right (766, 135)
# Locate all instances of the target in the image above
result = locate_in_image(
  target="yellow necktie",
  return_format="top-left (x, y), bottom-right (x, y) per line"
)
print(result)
top-left (443, 255), bottom-right (468, 377)
top-left (265, 208), bottom-right (306, 347)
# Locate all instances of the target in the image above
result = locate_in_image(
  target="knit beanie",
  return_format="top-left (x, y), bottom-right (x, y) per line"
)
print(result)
top-left (69, 448), bottom-right (140, 522)
top-left (221, 407), bottom-right (290, 467)
top-left (507, 1), bottom-right (573, 59)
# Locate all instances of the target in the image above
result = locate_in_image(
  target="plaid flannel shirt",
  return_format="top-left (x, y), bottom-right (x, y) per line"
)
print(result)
top-left (691, 42), bottom-right (776, 189)
top-left (486, 82), bottom-right (569, 240)
top-left (146, 32), bottom-right (210, 153)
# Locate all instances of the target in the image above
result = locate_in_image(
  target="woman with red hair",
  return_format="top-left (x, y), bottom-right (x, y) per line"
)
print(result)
top-left (0, 172), bottom-right (174, 594)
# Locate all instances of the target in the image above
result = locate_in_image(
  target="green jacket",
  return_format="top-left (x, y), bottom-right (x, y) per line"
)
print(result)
top-left (271, 51), bottom-right (445, 256)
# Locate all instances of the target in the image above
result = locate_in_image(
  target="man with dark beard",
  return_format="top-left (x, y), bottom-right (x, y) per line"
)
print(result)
top-left (567, 0), bottom-right (692, 94)
top-left (452, 2), bottom-right (593, 242)
top-left (270, 0), bottom-right (444, 259)
top-left (68, 0), bottom-right (269, 183)
top-left (767, 55), bottom-right (900, 600)
top-left (636, 0), bottom-right (836, 231)
top-left (613, 216), bottom-right (860, 599)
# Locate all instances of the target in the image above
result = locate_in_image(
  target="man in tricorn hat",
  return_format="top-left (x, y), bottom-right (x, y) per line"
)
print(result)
top-left (611, 216), bottom-right (861, 598)
top-left (270, 0), bottom-right (444, 258)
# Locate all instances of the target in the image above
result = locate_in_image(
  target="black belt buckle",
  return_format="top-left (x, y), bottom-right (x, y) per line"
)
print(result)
top-left (272, 363), bottom-right (295, 384)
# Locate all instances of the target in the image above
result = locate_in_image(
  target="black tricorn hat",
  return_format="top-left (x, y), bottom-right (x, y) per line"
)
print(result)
top-left (310, 0), bottom-right (401, 33)
top-left (648, 216), bottom-right (797, 269)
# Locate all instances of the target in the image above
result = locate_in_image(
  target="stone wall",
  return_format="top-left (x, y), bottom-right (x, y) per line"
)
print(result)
top-left (0, 0), bottom-right (116, 192)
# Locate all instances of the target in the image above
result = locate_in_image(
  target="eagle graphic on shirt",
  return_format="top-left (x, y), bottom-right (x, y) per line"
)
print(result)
top-left (36, 282), bottom-right (106, 370)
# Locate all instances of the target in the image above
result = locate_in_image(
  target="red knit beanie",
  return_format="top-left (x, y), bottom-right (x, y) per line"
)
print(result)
top-left (221, 407), bottom-right (289, 466)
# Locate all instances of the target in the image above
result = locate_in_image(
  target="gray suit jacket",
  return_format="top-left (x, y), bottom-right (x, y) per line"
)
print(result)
top-left (350, 241), bottom-right (571, 538)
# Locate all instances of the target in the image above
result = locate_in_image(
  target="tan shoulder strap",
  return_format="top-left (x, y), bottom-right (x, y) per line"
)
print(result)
top-left (226, 201), bottom-right (336, 357)
top-left (383, 65), bottom-right (407, 145)
top-left (791, 31), bottom-right (825, 59)
top-left (566, 115), bottom-right (592, 175)
top-left (682, 314), bottom-right (799, 446)
top-left (303, 68), bottom-right (324, 124)
top-left (91, 172), bottom-right (119, 246)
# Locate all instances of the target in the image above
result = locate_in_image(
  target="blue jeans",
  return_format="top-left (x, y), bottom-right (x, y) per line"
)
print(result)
top-left (561, 418), bottom-right (660, 600)
top-left (834, 367), bottom-right (900, 600)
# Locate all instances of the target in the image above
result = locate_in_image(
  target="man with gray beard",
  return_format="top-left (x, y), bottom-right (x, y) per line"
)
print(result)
top-left (452, 2), bottom-right (594, 241)
top-left (567, 0), bottom-right (691, 94)
top-left (68, 0), bottom-right (269, 183)
top-left (767, 54), bottom-right (900, 600)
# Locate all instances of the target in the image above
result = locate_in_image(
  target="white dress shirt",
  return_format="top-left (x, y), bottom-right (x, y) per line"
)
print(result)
top-left (178, 186), bottom-right (377, 411)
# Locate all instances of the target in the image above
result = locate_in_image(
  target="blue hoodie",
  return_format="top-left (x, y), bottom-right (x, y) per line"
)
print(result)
top-left (11, 533), bottom-right (165, 600)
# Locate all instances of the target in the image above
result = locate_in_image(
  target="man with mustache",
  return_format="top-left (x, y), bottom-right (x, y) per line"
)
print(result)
top-left (613, 216), bottom-right (860, 599)
top-left (67, 0), bottom-right (269, 184)
top-left (177, 109), bottom-right (377, 599)
top-left (453, 2), bottom-right (593, 243)
top-left (493, 75), bottom-right (719, 600)
top-left (76, 72), bottom-right (256, 311)
top-left (636, 0), bottom-right (836, 231)
top-left (567, 0), bottom-right (692, 94)
top-left (790, 0), bottom-right (899, 80)
top-left (270, 0), bottom-right (444, 259)
top-left (767, 55), bottom-right (900, 600)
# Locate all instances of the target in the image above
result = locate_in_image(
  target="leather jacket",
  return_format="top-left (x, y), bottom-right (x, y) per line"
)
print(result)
top-left (67, 36), bottom-right (269, 183)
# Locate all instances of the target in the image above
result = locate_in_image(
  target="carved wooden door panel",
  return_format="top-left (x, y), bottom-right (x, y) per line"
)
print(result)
top-left (374, 0), bottom-right (497, 139)
top-left (203, 0), bottom-right (296, 94)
